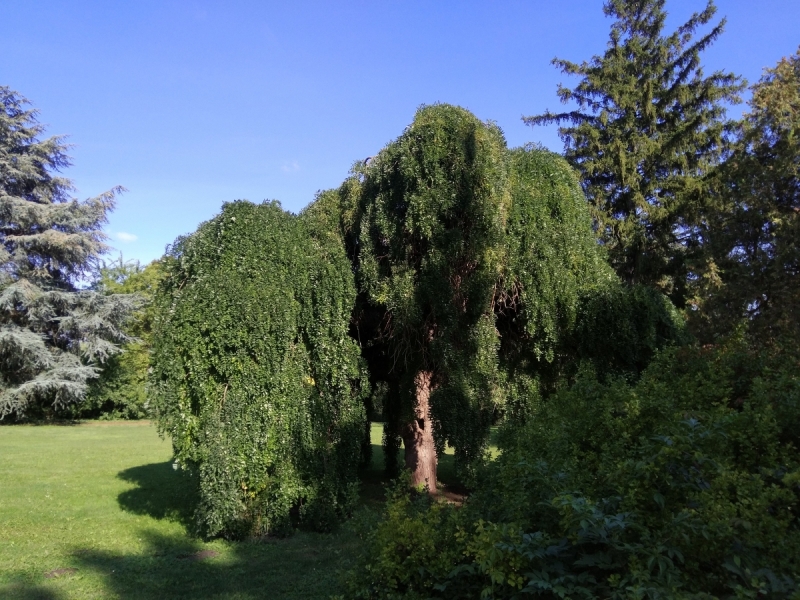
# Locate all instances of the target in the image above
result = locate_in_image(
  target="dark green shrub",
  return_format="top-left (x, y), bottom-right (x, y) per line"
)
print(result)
top-left (149, 200), bottom-right (368, 537)
top-left (345, 338), bottom-right (800, 598)
top-left (77, 341), bottom-right (150, 419)
top-left (570, 282), bottom-right (691, 380)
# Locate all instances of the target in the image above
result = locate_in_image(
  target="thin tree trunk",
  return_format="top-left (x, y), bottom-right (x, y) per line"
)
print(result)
top-left (401, 370), bottom-right (438, 494)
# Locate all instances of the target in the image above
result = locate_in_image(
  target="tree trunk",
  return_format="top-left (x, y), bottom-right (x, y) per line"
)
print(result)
top-left (401, 370), bottom-right (438, 494)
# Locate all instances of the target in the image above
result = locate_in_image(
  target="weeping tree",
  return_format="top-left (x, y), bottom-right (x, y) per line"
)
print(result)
top-left (149, 200), bottom-right (368, 537)
top-left (149, 104), bottom-right (686, 531)
top-left (0, 87), bottom-right (137, 420)
top-left (325, 104), bottom-right (655, 490)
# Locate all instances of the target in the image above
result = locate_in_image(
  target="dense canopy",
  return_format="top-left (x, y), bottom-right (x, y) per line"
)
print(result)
top-left (149, 200), bottom-right (368, 537)
top-left (330, 104), bottom-right (682, 486)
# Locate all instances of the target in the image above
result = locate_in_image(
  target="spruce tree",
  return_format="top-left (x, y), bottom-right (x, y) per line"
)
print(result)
top-left (0, 87), bottom-right (137, 420)
top-left (526, 0), bottom-right (743, 306)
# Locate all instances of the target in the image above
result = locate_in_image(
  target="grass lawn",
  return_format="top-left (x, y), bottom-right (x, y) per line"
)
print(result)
top-left (0, 421), bottom-right (372, 600)
top-left (0, 421), bottom-right (488, 599)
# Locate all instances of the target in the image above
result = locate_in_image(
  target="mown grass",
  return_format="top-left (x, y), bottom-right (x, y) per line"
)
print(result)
top-left (0, 421), bottom-right (490, 599)
top-left (0, 422), bottom-right (369, 599)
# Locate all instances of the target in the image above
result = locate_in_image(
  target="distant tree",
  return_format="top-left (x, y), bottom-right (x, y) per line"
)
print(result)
top-left (92, 255), bottom-right (145, 293)
top-left (526, 0), bottom-right (744, 307)
top-left (80, 257), bottom-right (164, 419)
top-left (329, 104), bottom-right (680, 489)
top-left (93, 257), bottom-right (163, 343)
top-left (696, 48), bottom-right (800, 343)
top-left (0, 87), bottom-right (138, 420)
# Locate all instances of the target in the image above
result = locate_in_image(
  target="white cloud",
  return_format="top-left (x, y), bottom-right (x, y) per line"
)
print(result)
top-left (281, 160), bottom-right (300, 173)
top-left (115, 232), bottom-right (138, 243)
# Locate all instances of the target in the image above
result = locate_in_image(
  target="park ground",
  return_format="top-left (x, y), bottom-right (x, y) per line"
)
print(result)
top-left (1, 421), bottom-right (461, 600)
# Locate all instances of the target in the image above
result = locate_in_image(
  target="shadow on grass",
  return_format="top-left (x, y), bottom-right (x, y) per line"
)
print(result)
top-left (91, 426), bottom-right (464, 598)
top-left (71, 524), bottom-right (360, 599)
top-left (0, 577), bottom-right (66, 600)
top-left (0, 419), bottom-right (82, 427)
top-left (116, 462), bottom-right (198, 530)
top-left (116, 424), bottom-right (468, 524)
top-left (102, 458), bottom-right (368, 598)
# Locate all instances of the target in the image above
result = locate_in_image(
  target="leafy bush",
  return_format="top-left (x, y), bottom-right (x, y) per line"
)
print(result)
top-left (77, 258), bottom-right (164, 420)
top-left (77, 340), bottom-right (150, 419)
top-left (345, 337), bottom-right (800, 598)
top-left (571, 282), bottom-right (691, 380)
top-left (149, 200), bottom-right (369, 537)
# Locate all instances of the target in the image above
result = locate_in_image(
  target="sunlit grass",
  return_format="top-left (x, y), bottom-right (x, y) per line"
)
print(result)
top-left (0, 421), bottom-right (497, 598)
top-left (0, 422), bottom-right (363, 599)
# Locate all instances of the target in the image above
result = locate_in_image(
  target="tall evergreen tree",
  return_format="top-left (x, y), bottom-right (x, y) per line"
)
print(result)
top-left (526, 0), bottom-right (743, 306)
top-left (0, 87), bottom-right (137, 420)
top-left (697, 48), bottom-right (800, 342)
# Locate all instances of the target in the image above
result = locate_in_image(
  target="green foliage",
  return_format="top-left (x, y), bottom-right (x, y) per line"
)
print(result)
top-left (340, 104), bottom-right (626, 477)
top-left (696, 48), bottom-right (800, 344)
top-left (341, 482), bottom-right (465, 600)
top-left (79, 258), bottom-right (165, 419)
top-left (503, 145), bottom-right (614, 362)
top-left (570, 282), bottom-right (690, 380)
top-left (149, 200), bottom-right (368, 537)
top-left (0, 87), bottom-right (137, 420)
top-left (101, 257), bottom-right (164, 341)
top-left (78, 340), bottom-right (150, 420)
top-left (497, 144), bottom-right (617, 402)
top-left (503, 147), bottom-right (689, 388)
top-left (526, 0), bottom-right (744, 307)
top-left (346, 338), bottom-right (800, 598)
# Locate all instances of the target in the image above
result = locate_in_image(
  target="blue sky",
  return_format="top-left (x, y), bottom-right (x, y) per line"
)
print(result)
top-left (2, 1), bottom-right (798, 264)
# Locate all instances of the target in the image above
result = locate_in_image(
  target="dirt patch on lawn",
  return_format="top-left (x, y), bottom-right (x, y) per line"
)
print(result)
top-left (45, 567), bottom-right (78, 578)
top-left (439, 482), bottom-right (469, 505)
top-left (177, 550), bottom-right (219, 561)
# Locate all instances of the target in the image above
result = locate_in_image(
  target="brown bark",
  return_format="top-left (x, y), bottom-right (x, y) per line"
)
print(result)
top-left (401, 370), bottom-right (438, 494)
